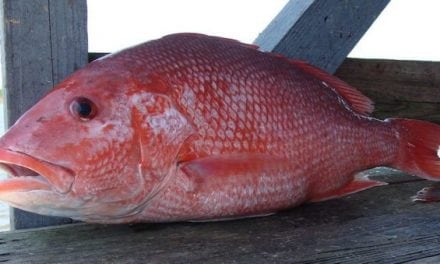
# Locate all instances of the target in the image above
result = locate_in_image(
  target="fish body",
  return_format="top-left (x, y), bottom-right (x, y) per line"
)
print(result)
top-left (0, 33), bottom-right (439, 223)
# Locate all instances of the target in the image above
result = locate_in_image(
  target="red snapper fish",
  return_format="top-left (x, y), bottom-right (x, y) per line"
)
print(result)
top-left (0, 33), bottom-right (439, 223)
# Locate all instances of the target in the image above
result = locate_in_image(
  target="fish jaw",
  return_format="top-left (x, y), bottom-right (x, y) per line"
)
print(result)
top-left (0, 148), bottom-right (74, 193)
top-left (0, 148), bottom-right (79, 216)
top-left (0, 147), bottom-right (154, 222)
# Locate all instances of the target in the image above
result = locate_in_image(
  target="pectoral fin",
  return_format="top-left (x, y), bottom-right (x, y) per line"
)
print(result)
top-left (179, 153), bottom-right (304, 217)
top-left (180, 153), bottom-right (289, 189)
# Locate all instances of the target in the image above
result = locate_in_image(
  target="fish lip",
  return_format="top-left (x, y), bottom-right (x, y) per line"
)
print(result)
top-left (0, 148), bottom-right (75, 194)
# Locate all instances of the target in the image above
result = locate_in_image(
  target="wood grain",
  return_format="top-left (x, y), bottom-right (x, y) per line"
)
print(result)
top-left (335, 58), bottom-right (440, 123)
top-left (0, 169), bottom-right (437, 263)
top-left (0, 0), bottom-right (87, 229)
top-left (255, 0), bottom-right (390, 73)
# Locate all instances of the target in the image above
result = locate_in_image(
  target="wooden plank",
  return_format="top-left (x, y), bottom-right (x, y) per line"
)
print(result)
top-left (254, 0), bottom-right (390, 73)
top-left (48, 0), bottom-right (88, 84)
top-left (335, 58), bottom-right (440, 123)
top-left (0, 169), bottom-right (438, 263)
top-left (0, 0), bottom-right (88, 229)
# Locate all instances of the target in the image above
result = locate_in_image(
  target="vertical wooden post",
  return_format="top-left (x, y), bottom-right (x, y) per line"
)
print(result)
top-left (0, 0), bottom-right (87, 229)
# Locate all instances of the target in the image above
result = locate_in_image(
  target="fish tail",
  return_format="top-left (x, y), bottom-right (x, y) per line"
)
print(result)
top-left (388, 118), bottom-right (440, 180)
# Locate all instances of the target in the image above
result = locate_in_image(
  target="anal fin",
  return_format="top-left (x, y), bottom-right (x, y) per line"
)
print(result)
top-left (309, 174), bottom-right (387, 202)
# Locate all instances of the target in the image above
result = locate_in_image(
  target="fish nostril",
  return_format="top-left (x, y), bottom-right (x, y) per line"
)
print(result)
top-left (36, 116), bottom-right (48, 123)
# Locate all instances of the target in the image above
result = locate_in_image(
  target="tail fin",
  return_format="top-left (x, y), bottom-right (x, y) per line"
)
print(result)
top-left (388, 118), bottom-right (440, 180)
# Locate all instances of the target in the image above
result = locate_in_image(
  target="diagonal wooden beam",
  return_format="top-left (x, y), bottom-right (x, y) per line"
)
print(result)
top-left (254, 0), bottom-right (390, 73)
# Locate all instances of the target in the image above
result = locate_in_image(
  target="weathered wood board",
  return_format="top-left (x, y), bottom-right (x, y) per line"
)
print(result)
top-left (0, 0), bottom-right (88, 229)
top-left (0, 169), bottom-right (439, 263)
top-left (335, 58), bottom-right (440, 123)
top-left (255, 0), bottom-right (390, 73)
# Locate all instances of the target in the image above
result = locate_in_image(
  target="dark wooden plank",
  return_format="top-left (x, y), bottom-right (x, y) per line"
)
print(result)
top-left (88, 52), bottom-right (108, 63)
top-left (0, 0), bottom-right (87, 229)
top-left (335, 58), bottom-right (440, 123)
top-left (254, 0), bottom-right (390, 73)
top-left (1, 0), bottom-right (53, 125)
top-left (408, 256), bottom-right (440, 264)
top-left (0, 169), bottom-right (439, 263)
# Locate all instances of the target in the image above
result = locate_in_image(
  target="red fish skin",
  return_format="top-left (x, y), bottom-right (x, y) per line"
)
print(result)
top-left (0, 33), bottom-right (439, 223)
top-left (105, 34), bottom-right (400, 222)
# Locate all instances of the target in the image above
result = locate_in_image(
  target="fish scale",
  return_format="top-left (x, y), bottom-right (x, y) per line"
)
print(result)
top-left (118, 34), bottom-right (399, 221)
top-left (0, 33), bottom-right (439, 223)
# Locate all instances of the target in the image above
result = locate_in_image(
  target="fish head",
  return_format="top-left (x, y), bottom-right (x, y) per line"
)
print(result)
top-left (0, 60), bottom-right (192, 223)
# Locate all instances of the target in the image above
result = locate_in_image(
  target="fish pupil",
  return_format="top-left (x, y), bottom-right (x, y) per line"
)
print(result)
top-left (70, 97), bottom-right (96, 121)
top-left (78, 101), bottom-right (92, 117)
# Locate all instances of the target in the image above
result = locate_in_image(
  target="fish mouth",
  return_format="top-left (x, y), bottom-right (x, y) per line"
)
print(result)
top-left (0, 148), bottom-right (74, 194)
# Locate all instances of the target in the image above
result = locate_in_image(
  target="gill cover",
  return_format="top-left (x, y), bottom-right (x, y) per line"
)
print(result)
top-left (130, 92), bottom-right (194, 204)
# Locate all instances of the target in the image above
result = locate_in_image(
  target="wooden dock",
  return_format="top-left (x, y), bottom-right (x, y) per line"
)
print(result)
top-left (2, 1), bottom-right (440, 263)
top-left (1, 168), bottom-right (440, 263)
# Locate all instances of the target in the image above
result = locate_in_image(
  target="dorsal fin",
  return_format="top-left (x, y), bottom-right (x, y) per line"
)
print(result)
top-left (288, 60), bottom-right (374, 115)
top-left (166, 33), bottom-right (261, 50)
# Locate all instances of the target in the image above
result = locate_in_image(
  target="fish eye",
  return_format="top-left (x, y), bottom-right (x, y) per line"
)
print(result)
top-left (70, 97), bottom-right (97, 121)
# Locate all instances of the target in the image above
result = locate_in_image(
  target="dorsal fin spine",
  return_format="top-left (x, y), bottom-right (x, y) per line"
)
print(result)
top-left (284, 59), bottom-right (374, 115)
